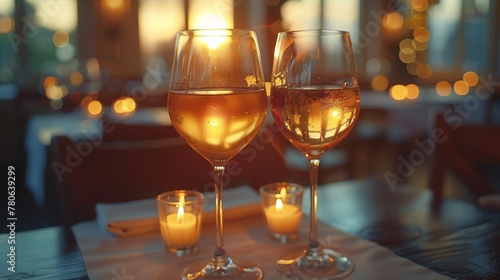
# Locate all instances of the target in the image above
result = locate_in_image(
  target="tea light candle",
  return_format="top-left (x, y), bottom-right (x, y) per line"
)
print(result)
top-left (160, 205), bottom-right (199, 248)
top-left (264, 197), bottom-right (302, 234)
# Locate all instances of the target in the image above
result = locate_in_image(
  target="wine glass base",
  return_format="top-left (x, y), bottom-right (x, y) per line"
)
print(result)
top-left (182, 257), bottom-right (262, 280)
top-left (276, 248), bottom-right (353, 279)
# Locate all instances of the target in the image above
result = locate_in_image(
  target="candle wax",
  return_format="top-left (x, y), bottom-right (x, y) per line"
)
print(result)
top-left (160, 212), bottom-right (199, 248)
top-left (264, 204), bottom-right (302, 234)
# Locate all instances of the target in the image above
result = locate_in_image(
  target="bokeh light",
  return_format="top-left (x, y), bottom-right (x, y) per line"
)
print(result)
top-left (0, 16), bottom-right (14, 33)
top-left (416, 63), bottom-right (432, 79)
top-left (406, 84), bottom-right (419, 99)
top-left (43, 76), bottom-right (57, 89)
top-left (371, 75), bottom-right (389, 91)
top-left (413, 27), bottom-right (430, 43)
top-left (113, 97), bottom-right (137, 114)
top-left (436, 81), bottom-right (451, 96)
top-left (389, 84), bottom-right (407, 100)
top-left (70, 71), bottom-right (84, 86)
top-left (52, 31), bottom-right (70, 48)
top-left (382, 12), bottom-right (404, 30)
top-left (87, 100), bottom-right (103, 116)
top-left (411, 0), bottom-right (429, 12)
top-left (454, 80), bottom-right (469, 95)
top-left (463, 71), bottom-right (479, 86)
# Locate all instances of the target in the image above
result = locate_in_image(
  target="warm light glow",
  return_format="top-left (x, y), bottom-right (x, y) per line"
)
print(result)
top-left (45, 85), bottom-right (68, 100)
top-left (454, 80), bottom-right (469, 95)
top-left (390, 84), bottom-right (407, 100)
top-left (105, 0), bottom-right (124, 10)
top-left (205, 115), bottom-right (225, 146)
top-left (280, 186), bottom-right (287, 197)
top-left (70, 71), bottom-right (83, 86)
top-left (139, 0), bottom-right (184, 63)
top-left (87, 100), bottom-right (103, 116)
top-left (412, 0), bottom-right (428, 12)
top-left (399, 39), bottom-right (415, 53)
top-left (197, 30), bottom-right (232, 50)
top-left (382, 12), bottom-right (404, 30)
top-left (86, 58), bottom-right (102, 82)
top-left (52, 31), bottom-right (69, 48)
top-left (265, 82), bottom-right (271, 97)
top-left (275, 198), bottom-right (283, 213)
top-left (406, 84), bottom-right (419, 99)
top-left (416, 64), bottom-right (432, 79)
top-left (436, 81), bottom-right (451, 96)
top-left (399, 50), bottom-right (416, 64)
top-left (177, 205), bottom-right (185, 222)
top-left (0, 16), bottom-right (14, 33)
top-left (280, 0), bottom-right (321, 30)
top-left (463, 71), bottom-right (479, 86)
top-left (413, 27), bottom-right (430, 43)
top-left (113, 97), bottom-right (136, 114)
top-left (413, 39), bottom-right (428, 51)
top-left (43, 76), bottom-right (57, 89)
top-left (27, 0), bottom-right (77, 32)
top-left (371, 75), bottom-right (389, 91)
top-left (177, 192), bottom-right (186, 222)
top-left (189, 0), bottom-right (233, 29)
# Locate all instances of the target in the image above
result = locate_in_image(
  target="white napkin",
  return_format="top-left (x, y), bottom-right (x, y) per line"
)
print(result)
top-left (96, 185), bottom-right (262, 237)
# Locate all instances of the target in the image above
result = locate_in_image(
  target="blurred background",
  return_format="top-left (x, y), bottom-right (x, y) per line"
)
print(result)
top-left (1, 0), bottom-right (499, 230)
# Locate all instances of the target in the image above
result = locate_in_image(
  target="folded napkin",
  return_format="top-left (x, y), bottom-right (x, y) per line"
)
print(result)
top-left (96, 185), bottom-right (261, 237)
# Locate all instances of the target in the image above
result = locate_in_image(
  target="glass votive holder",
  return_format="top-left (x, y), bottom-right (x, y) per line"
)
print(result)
top-left (260, 182), bottom-right (304, 243)
top-left (157, 190), bottom-right (204, 256)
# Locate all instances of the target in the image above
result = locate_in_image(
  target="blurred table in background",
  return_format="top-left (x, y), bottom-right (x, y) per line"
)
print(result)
top-left (24, 107), bottom-right (170, 207)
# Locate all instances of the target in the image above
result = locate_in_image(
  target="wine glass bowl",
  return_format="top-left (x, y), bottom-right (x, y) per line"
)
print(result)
top-left (168, 29), bottom-right (267, 279)
top-left (270, 30), bottom-right (360, 279)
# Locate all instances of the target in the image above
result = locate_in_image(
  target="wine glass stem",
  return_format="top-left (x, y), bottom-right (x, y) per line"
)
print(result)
top-left (308, 158), bottom-right (321, 249)
top-left (212, 164), bottom-right (230, 263)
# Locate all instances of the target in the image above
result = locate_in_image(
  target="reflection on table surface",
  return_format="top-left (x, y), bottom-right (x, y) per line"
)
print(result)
top-left (3, 179), bottom-right (499, 279)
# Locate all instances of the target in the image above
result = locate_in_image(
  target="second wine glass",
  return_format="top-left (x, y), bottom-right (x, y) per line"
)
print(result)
top-left (270, 30), bottom-right (360, 279)
top-left (168, 29), bottom-right (267, 280)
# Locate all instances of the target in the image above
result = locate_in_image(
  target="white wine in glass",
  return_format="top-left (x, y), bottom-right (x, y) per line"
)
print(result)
top-left (270, 30), bottom-right (360, 279)
top-left (168, 29), bottom-right (267, 280)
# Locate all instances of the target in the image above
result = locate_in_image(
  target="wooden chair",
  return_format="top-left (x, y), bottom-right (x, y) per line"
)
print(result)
top-left (49, 123), bottom-right (294, 225)
top-left (429, 114), bottom-right (500, 208)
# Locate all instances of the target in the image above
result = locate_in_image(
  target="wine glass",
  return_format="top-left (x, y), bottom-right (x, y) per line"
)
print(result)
top-left (168, 29), bottom-right (267, 280)
top-left (270, 30), bottom-right (360, 278)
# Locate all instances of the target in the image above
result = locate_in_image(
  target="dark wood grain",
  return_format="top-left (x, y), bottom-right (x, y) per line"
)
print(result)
top-left (0, 226), bottom-right (88, 280)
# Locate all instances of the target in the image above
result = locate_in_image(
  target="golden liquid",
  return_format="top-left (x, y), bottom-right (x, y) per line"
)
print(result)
top-left (271, 86), bottom-right (360, 157)
top-left (168, 89), bottom-right (268, 165)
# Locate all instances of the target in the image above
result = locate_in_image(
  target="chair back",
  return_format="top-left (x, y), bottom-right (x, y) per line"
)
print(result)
top-left (430, 114), bottom-right (500, 207)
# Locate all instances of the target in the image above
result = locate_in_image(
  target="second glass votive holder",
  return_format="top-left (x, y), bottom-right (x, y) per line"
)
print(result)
top-left (157, 190), bottom-right (204, 256)
top-left (260, 182), bottom-right (304, 243)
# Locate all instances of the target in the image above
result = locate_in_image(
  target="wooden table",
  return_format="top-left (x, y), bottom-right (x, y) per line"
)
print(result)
top-left (2, 179), bottom-right (499, 279)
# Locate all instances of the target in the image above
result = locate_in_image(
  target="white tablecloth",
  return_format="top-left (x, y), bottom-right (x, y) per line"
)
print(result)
top-left (73, 215), bottom-right (450, 280)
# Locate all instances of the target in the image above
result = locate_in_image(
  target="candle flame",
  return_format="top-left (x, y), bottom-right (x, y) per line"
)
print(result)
top-left (177, 193), bottom-right (186, 222)
top-left (280, 187), bottom-right (287, 197)
top-left (276, 198), bottom-right (283, 213)
top-left (177, 205), bottom-right (185, 223)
